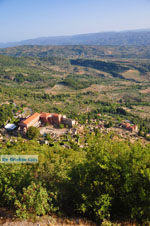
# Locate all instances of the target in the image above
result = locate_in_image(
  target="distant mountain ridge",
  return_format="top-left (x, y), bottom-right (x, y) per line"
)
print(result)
top-left (1, 29), bottom-right (150, 48)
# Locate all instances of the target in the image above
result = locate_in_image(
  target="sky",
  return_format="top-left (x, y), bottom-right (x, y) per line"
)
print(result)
top-left (0, 0), bottom-right (150, 42)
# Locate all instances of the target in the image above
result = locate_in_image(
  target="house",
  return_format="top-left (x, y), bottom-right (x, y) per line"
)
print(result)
top-left (62, 117), bottom-right (76, 128)
top-left (122, 122), bottom-right (138, 133)
top-left (19, 112), bottom-right (41, 131)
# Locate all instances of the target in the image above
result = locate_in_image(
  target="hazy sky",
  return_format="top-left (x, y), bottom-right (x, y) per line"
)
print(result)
top-left (0, 0), bottom-right (150, 42)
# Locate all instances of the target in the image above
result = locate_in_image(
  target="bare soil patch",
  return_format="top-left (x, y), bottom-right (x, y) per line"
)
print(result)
top-left (139, 88), bottom-right (150, 94)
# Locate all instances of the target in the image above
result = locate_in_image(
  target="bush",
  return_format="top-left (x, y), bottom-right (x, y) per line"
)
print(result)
top-left (59, 124), bottom-right (64, 129)
top-left (26, 126), bottom-right (40, 140)
top-left (15, 182), bottom-right (50, 218)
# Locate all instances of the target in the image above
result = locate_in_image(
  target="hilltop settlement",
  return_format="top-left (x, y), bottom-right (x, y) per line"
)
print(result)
top-left (0, 102), bottom-right (144, 148)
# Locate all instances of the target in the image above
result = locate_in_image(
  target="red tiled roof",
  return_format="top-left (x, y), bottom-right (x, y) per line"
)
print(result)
top-left (22, 112), bottom-right (40, 126)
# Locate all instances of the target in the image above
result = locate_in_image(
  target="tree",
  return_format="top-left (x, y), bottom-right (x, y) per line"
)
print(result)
top-left (59, 123), bottom-right (64, 129)
top-left (26, 126), bottom-right (40, 140)
top-left (0, 104), bottom-right (13, 127)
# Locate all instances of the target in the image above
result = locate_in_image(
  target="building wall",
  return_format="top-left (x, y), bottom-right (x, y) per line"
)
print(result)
top-left (40, 117), bottom-right (48, 124)
top-left (52, 114), bottom-right (62, 125)
top-left (40, 113), bottom-right (52, 124)
top-left (62, 118), bottom-right (76, 128)
top-left (48, 116), bottom-right (53, 124)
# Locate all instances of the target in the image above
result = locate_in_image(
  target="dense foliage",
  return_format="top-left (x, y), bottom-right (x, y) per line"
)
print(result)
top-left (62, 74), bottom-right (94, 90)
top-left (0, 104), bottom-right (13, 127)
top-left (70, 59), bottom-right (129, 74)
top-left (26, 126), bottom-right (40, 140)
top-left (0, 134), bottom-right (150, 224)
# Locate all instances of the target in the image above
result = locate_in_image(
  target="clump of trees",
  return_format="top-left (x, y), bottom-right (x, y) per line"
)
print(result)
top-left (0, 104), bottom-right (13, 127)
top-left (70, 59), bottom-right (129, 74)
top-left (62, 75), bottom-right (92, 90)
top-left (26, 126), bottom-right (40, 139)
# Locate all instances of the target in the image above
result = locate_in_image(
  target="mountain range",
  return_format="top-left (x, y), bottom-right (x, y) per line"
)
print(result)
top-left (1, 29), bottom-right (150, 48)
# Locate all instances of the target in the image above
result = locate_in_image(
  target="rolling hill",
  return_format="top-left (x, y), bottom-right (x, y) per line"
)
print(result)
top-left (1, 45), bottom-right (150, 59)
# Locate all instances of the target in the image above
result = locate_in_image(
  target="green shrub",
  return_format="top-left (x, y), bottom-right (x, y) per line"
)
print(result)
top-left (15, 182), bottom-right (50, 218)
top-left (59, 124), bottom-right (64, 129)
top-left (26, 126), bottom-right (40, 140)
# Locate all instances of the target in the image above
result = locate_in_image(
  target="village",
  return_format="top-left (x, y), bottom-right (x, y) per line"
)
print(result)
top-left (0, 102), bottom-right (142, 149)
